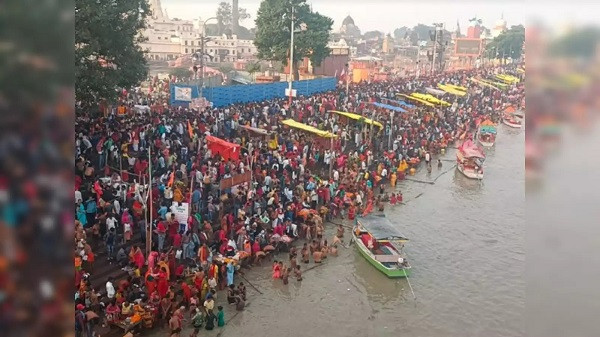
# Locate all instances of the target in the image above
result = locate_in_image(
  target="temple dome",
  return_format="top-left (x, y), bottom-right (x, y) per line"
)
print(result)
top-left (342, 16), bottom-right (355, 26)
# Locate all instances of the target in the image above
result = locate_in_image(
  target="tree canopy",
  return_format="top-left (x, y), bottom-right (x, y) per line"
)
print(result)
top-left (75, 0), bottom-right (149, 109)
top-left (254, 0), bottom-right (333, 78)
top-left (363, 31), bottom-right (384, 40)
top-left (393, 27), bottom-right (409, 41)
top-left (216, 1), bottom-right (250, 36)
top-left (486, 25), bottom-right (525, 59)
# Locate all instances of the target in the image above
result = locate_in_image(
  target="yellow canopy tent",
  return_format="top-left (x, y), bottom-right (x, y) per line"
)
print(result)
top-left (469, 77), bottom-right (503, 91)
top-left (280, 119), bottom-right (337, 138)
top-left (496, 74), bottom-right (520, 84)
top-left (397, 93), bottom-right (435, 107)
top-left (331, 110), bottom-right (384, 129)
top-left (479, 77), bottom-right (509, 89)
top-left (445, 84), bottom-right (467, 92)
top-left (437, 84), bottom-right (466, 96)
top-left (410, 93), bottom-right (451, 106)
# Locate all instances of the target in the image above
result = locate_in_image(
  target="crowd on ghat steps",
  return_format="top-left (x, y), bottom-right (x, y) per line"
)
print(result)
top-left (74, 65), bottom-right (524, 337)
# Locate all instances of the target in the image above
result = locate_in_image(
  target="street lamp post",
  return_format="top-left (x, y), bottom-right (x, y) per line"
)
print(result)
top-left (431, 23), bottom-right (443, 74)
top-left (288, 6), bottom-right (295, 108)
top-left (198, 17), bottom-right (218, 99)
top-left (287, 7), bottom-right (308, 110)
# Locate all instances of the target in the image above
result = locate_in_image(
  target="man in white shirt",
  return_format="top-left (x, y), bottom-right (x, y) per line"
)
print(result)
top-left (355, 192), bottom-right (363, 206)
top-left (106, 277), bottom-right (115, 299)
top-left (106, 215), bottom-right (117, 231)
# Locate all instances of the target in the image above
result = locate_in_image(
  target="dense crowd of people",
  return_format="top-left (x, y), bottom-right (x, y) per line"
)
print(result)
top-left (74, 64), bottom-right (524, 337)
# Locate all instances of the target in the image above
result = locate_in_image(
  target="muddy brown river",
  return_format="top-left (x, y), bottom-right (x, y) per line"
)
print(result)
top-left (149, 125), bottom-right (524, 337)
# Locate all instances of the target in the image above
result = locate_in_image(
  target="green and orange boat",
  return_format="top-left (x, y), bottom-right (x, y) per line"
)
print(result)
top-left (351, 214), bottom-right (412, 278)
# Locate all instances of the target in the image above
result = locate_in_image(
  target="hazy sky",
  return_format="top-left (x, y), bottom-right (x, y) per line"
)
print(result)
top-left (161, 0), bottom-right (600, 34)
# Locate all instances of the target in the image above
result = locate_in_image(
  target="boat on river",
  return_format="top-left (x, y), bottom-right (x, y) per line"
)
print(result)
top-left (478, 120), bottom-right (497, 147)
top-left (502, 106), bottom-right (522, 128)
top-left (352, 214), bottom-right (411, 278)
top-left (456, 139), bottom-right (486, 179)
top-left (503, 114), bottom-right (522, 128)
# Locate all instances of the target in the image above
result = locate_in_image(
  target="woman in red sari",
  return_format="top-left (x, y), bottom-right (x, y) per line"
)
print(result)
top-left (131, 246), bottom-right (145, 270)
top-left (146, 272), bottom-right (157, 296)
top-left (193, 270), bottom-right (204, 290)
top-left (181, 281), bottom-right (192, 304)
top-left (157, 267), bottom-right (169, 298)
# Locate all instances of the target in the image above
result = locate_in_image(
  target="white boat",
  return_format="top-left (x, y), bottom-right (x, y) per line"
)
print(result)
top-left (503, 117), bottom-right (522, 128)
top-left (456, 139), bottom-right (486, 179)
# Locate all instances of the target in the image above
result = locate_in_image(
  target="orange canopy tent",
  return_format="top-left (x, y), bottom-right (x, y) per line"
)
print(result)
top-left (206, 135), bottom-right (241, 161)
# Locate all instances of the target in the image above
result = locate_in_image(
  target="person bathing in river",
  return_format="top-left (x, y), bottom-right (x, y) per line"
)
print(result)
top-left (321, 240), bottom-right (329, 259)
top-left (329, 244), bottom-right (338, 257)
top-left (272, 260), bottom-right (281, 279)
top-left (390, 193), bottom-right (397, 205)
top-left (294, 265), bottom-right (303, 281)
top-left (301, 243), bottom-right (310, 263)
top-left (438, 159), bottom-right (443, 170)
top-left (337, 224), bottom-right (344, 239)
top-left (281, 263), bottom-right (289, 285)
top-left (313, 249), bottom-right (323, 263)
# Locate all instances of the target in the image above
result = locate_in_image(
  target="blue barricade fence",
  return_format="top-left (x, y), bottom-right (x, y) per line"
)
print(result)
top-left (170, 77), bottom-right (336, 107)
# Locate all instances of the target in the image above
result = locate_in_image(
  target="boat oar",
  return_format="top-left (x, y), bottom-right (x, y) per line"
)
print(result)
top-left (403, 269), bottom-right (417, 306)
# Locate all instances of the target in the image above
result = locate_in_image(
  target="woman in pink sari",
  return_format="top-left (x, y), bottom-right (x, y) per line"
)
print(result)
top-left (121, 210), bottom-right (133, 242)
top-left (148, 251), bottom-right (159, 271)
top-left (105, 300), bottom-right (121, 324)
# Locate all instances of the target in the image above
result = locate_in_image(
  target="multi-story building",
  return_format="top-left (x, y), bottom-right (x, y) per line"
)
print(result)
top-left (141, 0), bottom-right (257, 62)
top-left (204, 35), bottom-right (258, 63)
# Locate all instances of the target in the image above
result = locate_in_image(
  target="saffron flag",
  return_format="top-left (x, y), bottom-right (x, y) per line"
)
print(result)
top-left (187, 121), bottom-right (194, 138)
top-left (168, 172), bottom-right (175, 187)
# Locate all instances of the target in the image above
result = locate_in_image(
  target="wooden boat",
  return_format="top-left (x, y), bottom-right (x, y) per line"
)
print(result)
top-left (456, 139), bottom-right (485, 179)
top-left (478, 120), bottom-right (497, 147)
top-left (352, 214), bottom-right (411, 278)
top-left (503, 114), bottom-right (522, 128)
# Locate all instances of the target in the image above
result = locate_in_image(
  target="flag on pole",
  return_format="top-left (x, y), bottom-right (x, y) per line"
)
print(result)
top-left (187, 121), bottom-right (194, 138)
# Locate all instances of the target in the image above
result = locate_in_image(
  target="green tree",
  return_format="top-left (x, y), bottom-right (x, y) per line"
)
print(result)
top-left (216, 2), bottom-right (232, 35)
top-left (486, 25), bottom-right (525, 60)
top-left (217, 1), bottom-right (251, 36)
top-left (169, 67), bottom-right (192, 79)
top-left (75, 0), bottom-right (149, 109)
top-left (363, 31), bottom-right (384, 40)
top-left (393, 26), bottom-right (409, 40)
top-left (254, 0), bottom-right (333, 80)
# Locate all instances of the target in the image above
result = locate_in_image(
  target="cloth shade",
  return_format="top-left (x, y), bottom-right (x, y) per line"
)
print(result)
top-left (206, 135), bottom-right (240, 161)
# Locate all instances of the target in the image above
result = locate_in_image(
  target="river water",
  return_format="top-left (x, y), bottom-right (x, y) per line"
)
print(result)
top-left (151, 125), bottom-right (524, 337)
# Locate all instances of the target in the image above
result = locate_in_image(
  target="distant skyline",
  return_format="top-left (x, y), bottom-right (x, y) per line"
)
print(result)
top-left (160, 0), bottom-right (600, 34)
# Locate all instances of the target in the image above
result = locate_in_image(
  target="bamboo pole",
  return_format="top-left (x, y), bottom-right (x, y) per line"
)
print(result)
top-left (146, 147), bottom-right (153, 257)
